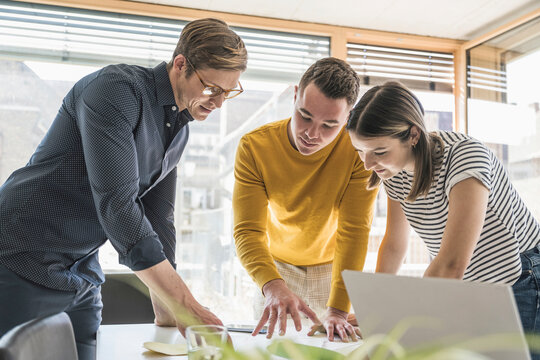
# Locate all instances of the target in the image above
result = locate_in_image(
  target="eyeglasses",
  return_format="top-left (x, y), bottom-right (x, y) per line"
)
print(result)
top-left (186, 58), bottom-right (243, 99)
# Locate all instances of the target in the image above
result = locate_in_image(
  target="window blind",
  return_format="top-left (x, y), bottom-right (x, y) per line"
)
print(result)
top-left (0, 0), bottom-right (329, 83)
top-left (347, 43), bottom-right (454, 92)
top-left (467, 64), bottom-right (507, 94)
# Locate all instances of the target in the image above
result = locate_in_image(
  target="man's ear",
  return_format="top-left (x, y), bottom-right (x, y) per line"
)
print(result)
top-left (293, 85), bottom-right (299, 103)
top-left (173, 54), bottom-right (188, 73)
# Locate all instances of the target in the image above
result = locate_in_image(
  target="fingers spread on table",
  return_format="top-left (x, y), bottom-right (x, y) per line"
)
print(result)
top-left (252, 308), bottom-right (269, 336)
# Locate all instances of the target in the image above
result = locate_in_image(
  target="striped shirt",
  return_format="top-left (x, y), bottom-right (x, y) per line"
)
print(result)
top-left (384, 131), bottom-right (540, 285)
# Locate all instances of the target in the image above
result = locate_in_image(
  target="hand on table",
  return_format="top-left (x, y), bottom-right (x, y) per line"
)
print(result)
top-left (135, 260), bottom-right (228, 341)
top-left (151, 292), bottom-right (230, 343)
top-left (253, 279), bottom-right (321, 339)
top-left (346, 312), bottom-right (358, 327)
top-left (151, 291), bottom-right (177, 327)
top-left (175, 300), bottom-right (224, 337)
top-left (151, 292), bottom-right (221, 331)
top-left (307, 307), bottom-right (361, 342)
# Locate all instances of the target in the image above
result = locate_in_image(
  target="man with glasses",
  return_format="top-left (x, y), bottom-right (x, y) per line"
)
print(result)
top-left (0, 18), bottom-right (246, 360)
top-left (187, 58), bottom-right (244, 99)
top-left (233, 57), bottom-right (378, 342)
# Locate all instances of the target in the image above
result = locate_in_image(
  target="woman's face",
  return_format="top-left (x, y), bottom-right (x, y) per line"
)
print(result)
top-left (348, 131), bottom-right (416, 180)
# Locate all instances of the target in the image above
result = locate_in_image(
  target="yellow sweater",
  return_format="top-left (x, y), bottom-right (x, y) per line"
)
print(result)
top-left (233, 119), bottom-right (378, 312)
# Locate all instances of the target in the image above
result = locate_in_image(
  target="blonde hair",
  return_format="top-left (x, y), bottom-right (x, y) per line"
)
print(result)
top-left (167, 18), bottom-right (247, 75)
top-left (346, 81), bottom-right (443, 201)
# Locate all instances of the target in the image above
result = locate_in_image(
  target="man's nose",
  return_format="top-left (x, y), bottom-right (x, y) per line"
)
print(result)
top-left (305, 126), bottom-right (319, 139)
top-left (211, 93), bottom-right (225, 108)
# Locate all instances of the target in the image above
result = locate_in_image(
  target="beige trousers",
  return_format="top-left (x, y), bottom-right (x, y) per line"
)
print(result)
top-left (254, 260), bottom-right (332, 320)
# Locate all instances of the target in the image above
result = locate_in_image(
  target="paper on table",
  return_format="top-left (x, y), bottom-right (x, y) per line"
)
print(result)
top-left (143, 341), bottom-right (188, 355)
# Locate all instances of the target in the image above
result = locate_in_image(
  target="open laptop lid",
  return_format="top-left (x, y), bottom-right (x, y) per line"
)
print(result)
top-left (342, 270), bottom-right (530, 360)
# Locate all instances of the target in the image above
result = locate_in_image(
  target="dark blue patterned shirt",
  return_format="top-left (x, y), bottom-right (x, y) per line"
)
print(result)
top-left (0, 62), bottom-right (192, 291)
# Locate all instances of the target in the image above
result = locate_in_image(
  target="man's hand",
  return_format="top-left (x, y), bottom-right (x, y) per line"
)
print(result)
top-left (176, 300), bottom-right (224, 336)
top-left (150, 290), bottom-right (176, 326)
top-left (134, 260), bottom-right (225, 338)
top-left (307, 307), bottom-right (361, 342)
top-left (253, 279), bottom-right (321, 338)
top-left (149, 288), bottom-right (223, 336)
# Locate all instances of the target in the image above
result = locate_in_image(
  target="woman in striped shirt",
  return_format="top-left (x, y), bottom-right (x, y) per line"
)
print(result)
top-left (346, 81), bottom-right (540, 354)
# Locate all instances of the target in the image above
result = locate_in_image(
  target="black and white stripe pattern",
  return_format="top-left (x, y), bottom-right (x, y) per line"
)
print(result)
top-left (384, 131), bottom-right (540, 285)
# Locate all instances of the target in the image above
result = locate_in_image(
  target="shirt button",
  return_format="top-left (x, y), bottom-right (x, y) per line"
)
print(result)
top-left (172, 106), bottom-right (177, 111)
top-left (166, 123), bottom-right (171, 127)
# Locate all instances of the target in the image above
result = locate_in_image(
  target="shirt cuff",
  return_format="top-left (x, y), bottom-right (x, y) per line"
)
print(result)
top-left (327, 287), bottom-right (351, 313)
top-left (120, 235), bottom-right (167, 271)
top-left (254, 269), bottom-right (283, 293)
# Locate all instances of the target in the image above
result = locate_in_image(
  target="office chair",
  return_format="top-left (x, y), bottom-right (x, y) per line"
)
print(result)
top-left (0, 312), bottom-right (78, 360)
top-left (100, 272), bottom-right (155, 324)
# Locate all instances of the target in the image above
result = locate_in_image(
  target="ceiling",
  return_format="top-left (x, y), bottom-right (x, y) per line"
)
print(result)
top-left (132, 0), bottom-right (540, 40)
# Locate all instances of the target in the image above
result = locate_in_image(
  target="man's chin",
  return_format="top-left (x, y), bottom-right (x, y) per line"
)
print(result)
top-left (192, 112), bottom-right (210, 121)
top-left (189, 106), bottom-right (213, 121)
top-left (297, 145), bottom-right (322, 156)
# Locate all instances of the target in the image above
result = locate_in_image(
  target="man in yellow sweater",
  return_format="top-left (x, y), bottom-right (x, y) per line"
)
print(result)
top-left (233, 57), bottom-right (378, 341)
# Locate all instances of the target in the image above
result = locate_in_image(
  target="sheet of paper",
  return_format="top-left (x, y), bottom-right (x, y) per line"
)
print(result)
top-left (143, 341), bottom-right (188, 355)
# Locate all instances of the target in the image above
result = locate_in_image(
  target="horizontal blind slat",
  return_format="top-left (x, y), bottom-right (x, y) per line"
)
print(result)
top-left (467, 65), bottom-right (507, 94)
top-left (347, 43), bottom-right (454, 92)
top-left (0, 0), bottom-right (329, 83)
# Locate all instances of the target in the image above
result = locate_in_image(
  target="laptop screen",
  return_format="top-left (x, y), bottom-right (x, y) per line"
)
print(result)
top-left (342, 270), bottom-right (530, 360)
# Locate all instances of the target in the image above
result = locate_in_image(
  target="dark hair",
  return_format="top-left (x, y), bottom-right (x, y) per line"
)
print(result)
top-left (298, 57), bottom-right (360, 106)
top-left (167, 18), bottom-right (247, 75)
top-left (346, 81), bottom-right (443, 201)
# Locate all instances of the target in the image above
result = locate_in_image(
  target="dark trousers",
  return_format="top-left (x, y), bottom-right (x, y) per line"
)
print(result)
top-left (0, 264), bottom-right (102, 360)
top-left (513, 245), bottom-right (540, 360)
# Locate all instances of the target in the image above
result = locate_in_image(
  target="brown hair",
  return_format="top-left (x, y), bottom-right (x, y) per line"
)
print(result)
top-left (346, 81), bottom-right (443, 201)
top-left (298, 57), bottom-right (360, 106)
top-left (167, 18), bottom-right (247, 75)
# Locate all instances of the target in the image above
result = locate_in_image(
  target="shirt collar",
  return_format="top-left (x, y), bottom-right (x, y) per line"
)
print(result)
top-left (179, 108), bottom-right (194, 124)
top-left (153, 62), bottom-right (177, 107)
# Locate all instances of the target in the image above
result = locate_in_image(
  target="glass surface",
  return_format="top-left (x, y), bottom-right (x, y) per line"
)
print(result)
top-left (186, 325), bottom-right (228, 360)
top-left (173, 82), bottom-right (293, 321)
top-left (467, 16), bottom-right (540, 220)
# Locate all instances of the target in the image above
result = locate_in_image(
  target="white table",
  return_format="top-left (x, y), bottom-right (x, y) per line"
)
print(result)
top-left (97, 323), bottom-right (362, 359)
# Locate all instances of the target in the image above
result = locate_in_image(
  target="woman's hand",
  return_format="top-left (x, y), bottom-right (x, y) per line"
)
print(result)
top-left (307, 307), bottom-right (361, 342)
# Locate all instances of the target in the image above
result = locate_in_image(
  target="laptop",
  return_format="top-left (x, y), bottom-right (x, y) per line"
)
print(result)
top-left (342, 270), bottom-right (531, 360)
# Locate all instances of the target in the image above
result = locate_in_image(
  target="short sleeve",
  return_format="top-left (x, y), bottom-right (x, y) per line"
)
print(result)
top-left (383, 172), bottom-right (409, 202)
top-left (383, 181), bottom-right (400, 201)
top-left (445, 139), bottom-right (492, 197)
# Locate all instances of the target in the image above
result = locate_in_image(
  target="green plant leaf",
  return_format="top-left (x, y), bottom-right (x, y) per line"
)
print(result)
top-left (267, 339), bottom-right (346, 360)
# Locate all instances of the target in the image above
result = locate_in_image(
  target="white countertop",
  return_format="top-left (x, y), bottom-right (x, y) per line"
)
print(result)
top-left (97, 323), bottom-right (362, 359)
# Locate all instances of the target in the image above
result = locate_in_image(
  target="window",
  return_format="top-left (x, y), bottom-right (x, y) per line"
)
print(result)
top-left (347, 44), bottom-right (454, 92)
top-left (0, 0), bottom-right (329, 320)
top-left (466, 15), bottom-right (540, 221)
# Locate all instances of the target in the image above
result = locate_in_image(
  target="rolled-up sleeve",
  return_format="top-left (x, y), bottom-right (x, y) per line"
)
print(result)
top-left (76, 74), bottom-right (166, 270)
